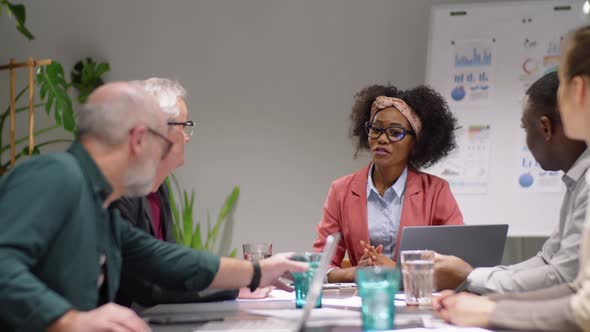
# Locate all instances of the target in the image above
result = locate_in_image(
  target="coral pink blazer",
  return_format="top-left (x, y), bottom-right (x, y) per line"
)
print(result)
top-left (313, 164), bottom-right (463, 267)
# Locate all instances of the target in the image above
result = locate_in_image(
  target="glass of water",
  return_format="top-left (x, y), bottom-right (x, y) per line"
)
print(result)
top-left (356, 267), bottom-right (400, 331)
top-left (290, 252), bottom-right (322, 309)
top-left (242, 242), bottom-right (272, 261)
top-left (400, 250), bottom-right (435, 306)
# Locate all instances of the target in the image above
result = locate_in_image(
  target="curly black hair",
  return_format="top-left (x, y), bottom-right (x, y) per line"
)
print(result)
top-left (350, 84), bottom-right (458, 169)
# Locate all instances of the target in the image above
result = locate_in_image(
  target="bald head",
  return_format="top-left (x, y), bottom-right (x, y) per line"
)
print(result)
top-left (77, 82), bottom-right (166, 145)
top-left (86, 81), bottom-right (137, 105)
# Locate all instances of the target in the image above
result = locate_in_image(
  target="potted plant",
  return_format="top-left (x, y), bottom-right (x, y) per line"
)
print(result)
top-left (166, 174), bottom-right (240, 257)
top-left (1, 1), bottom-right (110, 175)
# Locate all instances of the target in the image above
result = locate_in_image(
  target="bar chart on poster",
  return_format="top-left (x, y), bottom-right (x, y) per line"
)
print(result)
top-left (424, 1), bottom-right (588, 236)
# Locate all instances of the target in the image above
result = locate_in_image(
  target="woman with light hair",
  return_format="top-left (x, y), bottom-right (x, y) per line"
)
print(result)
top-left (112, 78), bottom-right (269, 308)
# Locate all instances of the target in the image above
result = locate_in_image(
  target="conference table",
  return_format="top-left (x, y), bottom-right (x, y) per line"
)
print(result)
top-left (143, 288), bottom-right (526, 332)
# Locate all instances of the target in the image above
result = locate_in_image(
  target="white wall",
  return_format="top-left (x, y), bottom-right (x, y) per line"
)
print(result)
top-left (0, 0), bottom-right (525, 254)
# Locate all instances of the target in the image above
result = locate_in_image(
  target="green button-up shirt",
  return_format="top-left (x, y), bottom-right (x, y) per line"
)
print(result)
top-left (0, 142), bottom-right (220, 331)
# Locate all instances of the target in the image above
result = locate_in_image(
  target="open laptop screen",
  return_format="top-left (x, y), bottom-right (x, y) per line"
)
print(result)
top-left (397, 225), bottom-right (508, 267)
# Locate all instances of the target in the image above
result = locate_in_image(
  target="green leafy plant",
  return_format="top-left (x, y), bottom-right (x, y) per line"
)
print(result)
top-left (37, 63), bottom-right (75, 132)
top-left (0, 60), bottom-right (110, 175)
top-left (71, 58), bottom-right (110, 104)
top-left (166, 174), bottom-right (240, 257)
top-left (0, 0), bottom-right (34, 40)
top-left (0, 62), bottom-right (74, 174)
top-left (1, 1), bottom-right (111, 175)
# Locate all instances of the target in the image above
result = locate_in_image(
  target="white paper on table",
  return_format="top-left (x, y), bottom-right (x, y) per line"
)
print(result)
top-left (321, 296), bottom-right (362, 308)
top-left (236, 289), bottom-right (295, 302)
top-left (322, 296), bottom-right (406, 308)
top-left (395, 293), bottom-right (441, 300)
top-left (246, 303), bottom-right (489, 330)
top-left (247, 307), bottom-right (360, 321)
top-left (394, 295), bottom-right (408, 305)
top-left (322, 282), bottom-right (357, 289)
top-left (236, 290), bottom-right (437, 307)
top-left (392, 328), bottom-right (493, 332)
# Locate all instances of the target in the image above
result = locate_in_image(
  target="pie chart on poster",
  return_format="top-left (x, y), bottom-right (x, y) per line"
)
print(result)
top-left (451, 86), bottom-right (466, 101)
top-left (519, 173), bottom-right (534, 188)
top-left (522, 58), bottom-right (539, 75)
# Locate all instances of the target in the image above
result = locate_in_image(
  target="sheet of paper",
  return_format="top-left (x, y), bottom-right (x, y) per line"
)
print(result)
top-left (393, 329), bottom-right (492, 332)
top-left (237, 290), bottom-right (438, 307)
top-left (425, 125), bottom-right (491, 195)
top-left (321, 296), bottom-right (362, 308)
top-left (515, 140), bottom-right (564, 193)
top-left (322, 282), bottom-right (357, 289)
top-left (236, 289), bottom-right (294, 302)
top-left (247, 307), bottom-right (359, 321)
top-left (322, 296), bottom-right (406, 308)
top-left (447, 39), bottom-right (495, 106)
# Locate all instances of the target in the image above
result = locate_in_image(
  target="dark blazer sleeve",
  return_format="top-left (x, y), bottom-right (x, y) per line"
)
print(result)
top-left (117, 274), bottom-right (239, 306)
top-left (113, 185), bottom-right (239, 307)
top-left (158, 183), bottom-right (176, 242)
top-left (110, 196), bottom-right (144, 229)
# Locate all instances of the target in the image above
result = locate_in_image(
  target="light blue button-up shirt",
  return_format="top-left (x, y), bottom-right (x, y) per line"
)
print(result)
top-left (366, 164), bottom-right (408, 259)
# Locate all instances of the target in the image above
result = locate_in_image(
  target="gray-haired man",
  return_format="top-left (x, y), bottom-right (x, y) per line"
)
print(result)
top-left (113, 78), bottom-right (269, 307)
top-left (0, 82), bottom-right (306, 332)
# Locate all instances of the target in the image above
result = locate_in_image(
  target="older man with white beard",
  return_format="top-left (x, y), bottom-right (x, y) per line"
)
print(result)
top-left (0, 82), bottom-right (307, 332)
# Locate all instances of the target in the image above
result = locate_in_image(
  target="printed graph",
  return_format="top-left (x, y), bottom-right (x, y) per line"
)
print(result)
top-left (455, 47), bottom-right (492, 67)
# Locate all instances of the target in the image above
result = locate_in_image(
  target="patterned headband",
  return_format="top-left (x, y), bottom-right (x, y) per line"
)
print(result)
top-left (370, 96), bottom-right (422, 136)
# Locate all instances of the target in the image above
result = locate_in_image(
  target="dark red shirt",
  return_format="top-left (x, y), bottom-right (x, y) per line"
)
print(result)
top-left (147, 192), bottom-right (164, 240)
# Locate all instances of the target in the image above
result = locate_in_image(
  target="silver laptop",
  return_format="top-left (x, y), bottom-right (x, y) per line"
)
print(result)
top-left (194, 232), bottom-right (342, 332)
top-left (397, 224), bottom-right (508, 267)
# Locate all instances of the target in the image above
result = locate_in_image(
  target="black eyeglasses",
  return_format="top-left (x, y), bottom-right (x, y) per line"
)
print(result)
top-left (168, 120), bottom-right (195, 137)
top-left (147, 127), bottom-right (174, 160)
top-left (365, 122), bottom-right (415, 142)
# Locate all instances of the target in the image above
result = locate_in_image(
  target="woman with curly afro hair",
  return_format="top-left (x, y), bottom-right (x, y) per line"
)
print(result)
top-left (313, 84), bottom-right (464, 282)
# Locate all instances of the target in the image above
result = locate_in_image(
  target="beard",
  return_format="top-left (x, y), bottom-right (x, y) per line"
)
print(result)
top-left (123, 156), bottom-right (158, 197)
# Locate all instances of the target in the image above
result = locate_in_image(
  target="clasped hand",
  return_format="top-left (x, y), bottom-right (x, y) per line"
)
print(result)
top-left (357, 240), bottom-right (396, 267)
